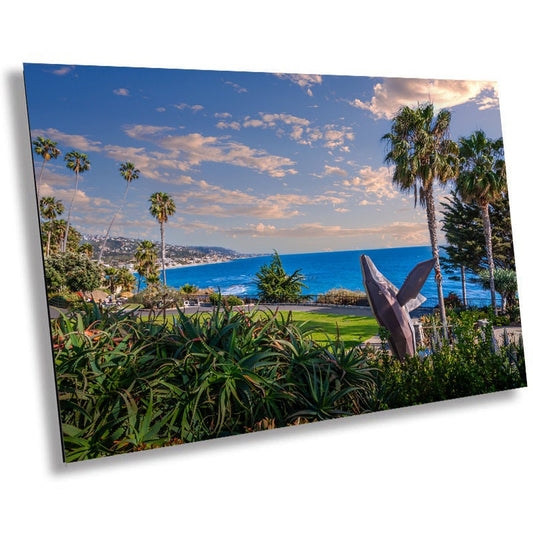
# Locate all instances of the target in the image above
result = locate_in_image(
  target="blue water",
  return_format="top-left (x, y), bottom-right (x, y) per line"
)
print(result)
top-left (158, 246), bottom-right (492, 307)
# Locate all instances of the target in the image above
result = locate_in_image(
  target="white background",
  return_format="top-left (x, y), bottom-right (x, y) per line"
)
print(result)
top-left (1, 1), bottom-right (531, 531)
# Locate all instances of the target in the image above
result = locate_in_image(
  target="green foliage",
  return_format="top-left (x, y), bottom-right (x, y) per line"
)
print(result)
top-left (44, 252), bottom-right (102, 294)
top-left (134, 240), bottom-right (159, 291)
top-left (180, 283), bottom-right (199, 294)
top-left (477, 268), bottom-right (518, 311)
top-left (444, 291), bottom-right (463, 309)
top-left (51, 304), bottom-right (526, 462)
top-left (317, 288), bottom-right (368, 306)
top-left (135, 283), bottom-right (184, 310)
top-left (41, 220), bottom-right (81, 256)
top-left (441, 191), bottom-right (516, 273)
top-left (225, 295), bottom-right (244, 306)
top-left (78, 243), bottom-right (93, 258)
top-left (370, 310), bottom-right (526, 410)
top-left (52, 305), bottom-right (376, 461)
top-left (48, 292), bottom-right (84, 310)
top-left (457, 131), bottom-right (506, 207)
top-left (104, 267), bottom-right (136, 295)
top-left (208, 292), bottom-right (244, 307)
top-left (254, 251), bottom-right (307, 303)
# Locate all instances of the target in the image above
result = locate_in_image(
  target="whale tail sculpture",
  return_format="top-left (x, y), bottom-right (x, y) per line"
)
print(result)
top-left (360, 254), bottom-right (436, 361)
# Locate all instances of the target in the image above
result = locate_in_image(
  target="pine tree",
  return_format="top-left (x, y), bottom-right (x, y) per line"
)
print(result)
top-left (254, 251), bottom-right (307, 303)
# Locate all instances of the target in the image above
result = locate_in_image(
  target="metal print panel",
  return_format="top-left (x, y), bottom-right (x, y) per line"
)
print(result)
top-left (23, 64), bottom-right (527, 462)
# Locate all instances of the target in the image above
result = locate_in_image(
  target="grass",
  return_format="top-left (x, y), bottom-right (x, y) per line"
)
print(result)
top-left (138, 307), bottom-right (379, 348)
top-left (279, 312), bottom-right (378, 347)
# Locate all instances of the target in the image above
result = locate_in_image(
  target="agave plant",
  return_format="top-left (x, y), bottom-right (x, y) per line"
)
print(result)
top-left (52, 303), bottom-right (379, 461)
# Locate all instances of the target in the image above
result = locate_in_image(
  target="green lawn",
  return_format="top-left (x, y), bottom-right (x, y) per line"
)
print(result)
top-left (279, 311), bottom-right (379, 348)
top-left (136, 308), bottom-right (378, 348)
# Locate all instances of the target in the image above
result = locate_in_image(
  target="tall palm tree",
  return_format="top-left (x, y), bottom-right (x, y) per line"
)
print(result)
top-left (382, 103), bottom-right (459, 338)
top-left (39, 196), bottom-right (64, 257)
top-left (97, 162), bottom-right (141, 263)
top-left (457, 130), bottom-right (506, 313)
top-left (52, 219), bottom-right (67, 255)
top-left (33, 136), bottom-right (61, 197)
top-left (63, 151), bottom-right (90, 252)
top-left (149, 192), bottom-right (176, 285)
top-left (134, 240), bottom-right (158, 292)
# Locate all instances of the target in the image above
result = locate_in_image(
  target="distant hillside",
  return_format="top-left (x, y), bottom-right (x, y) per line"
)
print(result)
top-left (82, 235), bottom-right (254, 268)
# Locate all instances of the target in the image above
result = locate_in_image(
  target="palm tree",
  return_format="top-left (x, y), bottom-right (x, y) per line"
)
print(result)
top-left (134, 240), bottom-right (158, 291)
top-left (33, 136), bottom-right (61, 196)
top-left (149, 192), bottom-right (176, 285)
top-left (39, 196), bottom-right (64, 257)
top-left (97, 162), bottom-right (141, 263)
top-left (104, 267), bottom-right (119, 295)
top-left (78, 243), bottom-right (94, 258)
top-left (116, 267), bottom-right (136, 293)
top-left (382, 103), bottom-right (459, 338)
top-left (457, 130), bottom-right (506, 313)
top-left (63, 151), bottom-right (90, 252)
top-left (52, 219), bottom-right (67, 255)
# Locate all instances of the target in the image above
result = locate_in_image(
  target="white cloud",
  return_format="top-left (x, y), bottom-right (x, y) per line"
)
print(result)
top-left (323, 126), bottom-right (354, 150)
top-left (240, 113), bottom-right (353, 151)
top-left (124, 126), bottom-right (298, 178)
top-left (275, 73), bottom-right (322, 96)
top-left (224, 81), bottom-right (247, 93)
top-left (32, 128), bottom-right (103, 152)
top-left (170, 178), bottom-right (348, 220)
top-left (52, 65), bottom-right (74, 76)
top-left (215, 121), bottom-right (241, 130)
top-left (113, 88), bottom-right (130, 96)
top-left (226, 221), bottom-right (428, 243)
top-left (351, 78), bottom-right (499, 119)
top-left (324, 165), bottom-right (348, 177)
top-left (39, 183), bottom-right (113, 220)
top-left (341, 166), bottom-right (397, 201)
top-left (174, 103), bottom-right (204, 112)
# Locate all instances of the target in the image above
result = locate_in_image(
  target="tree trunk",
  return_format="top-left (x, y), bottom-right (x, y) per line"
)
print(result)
top-left (461, 265), bottom-right (467, 306)
top-left (63, 171), bottom-right (79, 253)
top-left (480, 202), bottom-right (497, 314)
top-left (37, 160), bottom-right (46, 197)
top-left (98, 182), bottom-right (130, 263)
top-left (46, 229), bottom-right (51, 258)
top-left (160, 222), bottom-right (166, 285)
top-left (425, 182), bottom-right (449, 340)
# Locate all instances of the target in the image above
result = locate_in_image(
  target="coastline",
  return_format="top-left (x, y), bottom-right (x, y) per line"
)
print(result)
top-left (163, 254), bottom-right (266, 272)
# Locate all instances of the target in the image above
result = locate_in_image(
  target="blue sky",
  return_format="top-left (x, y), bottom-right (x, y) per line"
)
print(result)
top-left (24, 63), bottom-right (504, 254)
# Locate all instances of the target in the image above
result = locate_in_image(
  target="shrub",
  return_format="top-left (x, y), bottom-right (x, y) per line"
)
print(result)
top-left (52, 305), bottom-right (377, 461)
top-left (48, 292), bottom-right (83, 310)
top-left (370, 310), bottom-right (526, 410)
top-left (225, 295), bottom-right (244, 306)
top-left (44, 252), bottom-right (102, 294)
top-left (444, 291), bottom-right (463, 309)
top-left (133, 283), bottom-right (184, 310)
top-left (477, 268), bottom-right (518, 312)
top-left (317, 288), bottom-right (368, 306)
top-left (254, 251), bottom-right (307, 303)
top-left (209, 292), bottom-right (243, 307)
top-left (180, 283), bottom-right (199, 294)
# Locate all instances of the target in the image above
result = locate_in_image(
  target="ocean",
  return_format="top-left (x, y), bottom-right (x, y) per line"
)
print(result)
top-left (160, 246), bottom-right (492, 307)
